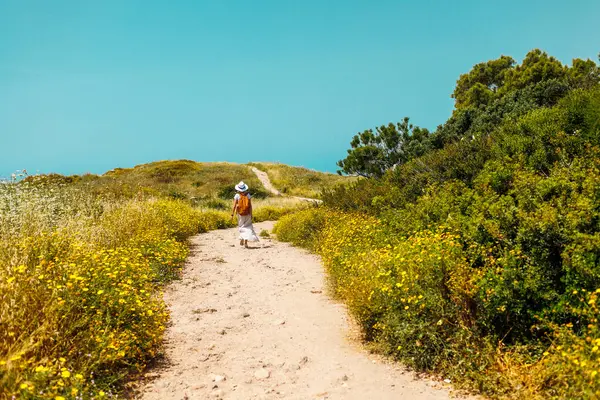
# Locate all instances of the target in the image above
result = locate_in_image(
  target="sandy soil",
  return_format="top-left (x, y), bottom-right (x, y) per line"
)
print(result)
top-left (137, 221), bottom-right (470, 400)
top-left (250, 167), bottom-right (322, 204)
top-left (250, 167), bottom-right (282, 196)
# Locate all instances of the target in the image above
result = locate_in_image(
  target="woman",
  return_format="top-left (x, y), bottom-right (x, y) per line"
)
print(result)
top-left (231, 181), bottom-right (259, 248)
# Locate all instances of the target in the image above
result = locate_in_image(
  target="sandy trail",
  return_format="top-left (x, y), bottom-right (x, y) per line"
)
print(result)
top-left (250, 167), bottom-right (322, 204)
top-left (250, 167), bottom-right (281, 196)
top-left (138, 221), bottom-right (466, 400)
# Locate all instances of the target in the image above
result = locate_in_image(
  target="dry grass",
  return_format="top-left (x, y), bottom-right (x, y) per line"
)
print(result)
top-left (0, 180), bottom-right (234, 399)
top-left (28, 160), bottom-right (269, 202)
top-left (248, 162), bottom-right (356, 198)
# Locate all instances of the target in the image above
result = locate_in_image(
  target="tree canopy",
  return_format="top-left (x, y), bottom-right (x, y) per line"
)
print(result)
top-left (336, 117), bottom-right (430, 178)
top-left (337, 49), bottom-right (600, 178)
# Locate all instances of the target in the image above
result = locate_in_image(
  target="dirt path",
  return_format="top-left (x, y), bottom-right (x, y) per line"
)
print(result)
top-left (250, 167), bottom-right (281, 196)
top-left (250, 167), bottom-right (322, 204)
top-left (138, 222), bottom-right (467, 400)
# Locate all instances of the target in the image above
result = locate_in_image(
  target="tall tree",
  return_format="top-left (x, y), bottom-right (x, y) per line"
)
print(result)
top-left (568, 58), bottom-right (600, 89)
top-left (501, 49), bottom-right (567, 93)
top-left (338, 49), bottom-right (599, 179)
top-left (337, 118), bottom-right (430, 178)
top-left (452, 55), bottom-right (515, 109)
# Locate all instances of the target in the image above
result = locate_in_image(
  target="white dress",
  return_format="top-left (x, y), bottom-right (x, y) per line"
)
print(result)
top-left (235, 193), bottom-right (259, 242)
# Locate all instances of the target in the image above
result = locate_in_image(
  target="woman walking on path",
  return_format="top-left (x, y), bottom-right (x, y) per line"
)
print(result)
top-left (231, 181), bottom-right (259, 248)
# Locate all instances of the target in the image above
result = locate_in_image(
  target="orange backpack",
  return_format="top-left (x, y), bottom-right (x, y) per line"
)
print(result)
top-left (237, 193), bottom-right (251, 216)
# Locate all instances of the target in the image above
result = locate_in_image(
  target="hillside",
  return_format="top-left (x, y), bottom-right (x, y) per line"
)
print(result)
top-left (248, 162), bottom-right (356, 198)
top-left (101, 160), bottom-right (269, 202)
top-left (24, 160), bottom-right (352, 204)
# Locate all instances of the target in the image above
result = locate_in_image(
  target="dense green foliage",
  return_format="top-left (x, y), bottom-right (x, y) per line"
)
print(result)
top-left (337, 49), bottom-right (600, 178)
top-left (335, 118), bottom-right (431, 178)
top-left (280, 50), bottom-right (600, 398)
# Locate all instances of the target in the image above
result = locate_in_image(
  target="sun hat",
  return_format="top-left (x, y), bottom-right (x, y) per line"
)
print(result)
top-left (235, 181), bottom-right (249, 192)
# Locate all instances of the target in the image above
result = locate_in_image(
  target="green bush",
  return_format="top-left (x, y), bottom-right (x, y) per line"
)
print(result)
top-left (279, 84), bottom-right (600, 398)
top-left (201, 198), bottom-right (229, 210)
top-left (273, 208), bottom-right (327, 250)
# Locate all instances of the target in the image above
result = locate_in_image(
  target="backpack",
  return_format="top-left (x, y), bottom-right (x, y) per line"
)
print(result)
top-left (237, 193), bottom-right (251, 216)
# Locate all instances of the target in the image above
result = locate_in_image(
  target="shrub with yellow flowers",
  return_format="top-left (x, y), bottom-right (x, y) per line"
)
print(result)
top-left (0, 181), bottom-right (233, 399)
top-left (276, 206), bottom-right (600, 398)
top-left (524, 288), bottom-right (600, 399)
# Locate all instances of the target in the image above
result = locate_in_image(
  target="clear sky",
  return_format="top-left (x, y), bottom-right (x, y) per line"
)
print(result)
top-left (1, 0), bottom-right (598, 177)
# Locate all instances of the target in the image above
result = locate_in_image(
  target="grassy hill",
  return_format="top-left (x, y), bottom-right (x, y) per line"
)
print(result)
top-left (102, 160), bottom-right (270, 202)
top-left (25, 159), bottom-right (352, 205)
top-left (248, 162), bottom-right (357, 198)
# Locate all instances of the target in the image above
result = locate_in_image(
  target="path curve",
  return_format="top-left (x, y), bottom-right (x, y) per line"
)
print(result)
top-left (137, 222), bottom-right (469, 400)
top-left (250, 167), bottom-right (322, 204)
top-left (250, 167), bottom-right (281, 196)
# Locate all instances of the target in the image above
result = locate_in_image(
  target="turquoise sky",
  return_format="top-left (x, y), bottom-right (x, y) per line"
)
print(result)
top-left (1, 0), bottom-right (598, 177)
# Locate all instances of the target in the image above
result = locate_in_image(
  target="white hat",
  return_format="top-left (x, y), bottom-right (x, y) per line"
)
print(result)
top-left (235, 181), bottom-right (249, 192)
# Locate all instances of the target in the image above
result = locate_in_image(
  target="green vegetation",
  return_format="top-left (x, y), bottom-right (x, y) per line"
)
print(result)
top-left (336, 117), bottom-right (431, 178)
top-left (252, 197), bottom-right (310, 222)
top-left (34, 159), bottom-right (351, 205)
top-left (259, 229), bottom-right (270, 238)
top-left (277, 50), bottom-right (600, 399)
top-left (249, 162), bottom-right (355, 198)
top-left (43, 160), bottom-right (270, 204)
top-left (0, 177), bottom-right (236, 399)
top-left (337, 49), bottom-right (599, 178)
top-left (0, 160), bottom-right (331, 398)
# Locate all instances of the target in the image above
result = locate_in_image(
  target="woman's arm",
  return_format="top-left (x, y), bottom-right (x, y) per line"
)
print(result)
top-left (231, 199), bottom-right (238, 217)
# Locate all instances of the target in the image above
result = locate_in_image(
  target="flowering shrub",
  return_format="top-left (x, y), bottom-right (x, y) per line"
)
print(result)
top-left (272, 208), bottom-right (326, 249)
top-left (0, 182), bottom-right (232, 399)
top-left (281, 86), bottom-right (600, 398)
top-left (276, 204), bottom-right (600, 398)
top-left (522, 289), bottom-right (600, 399)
